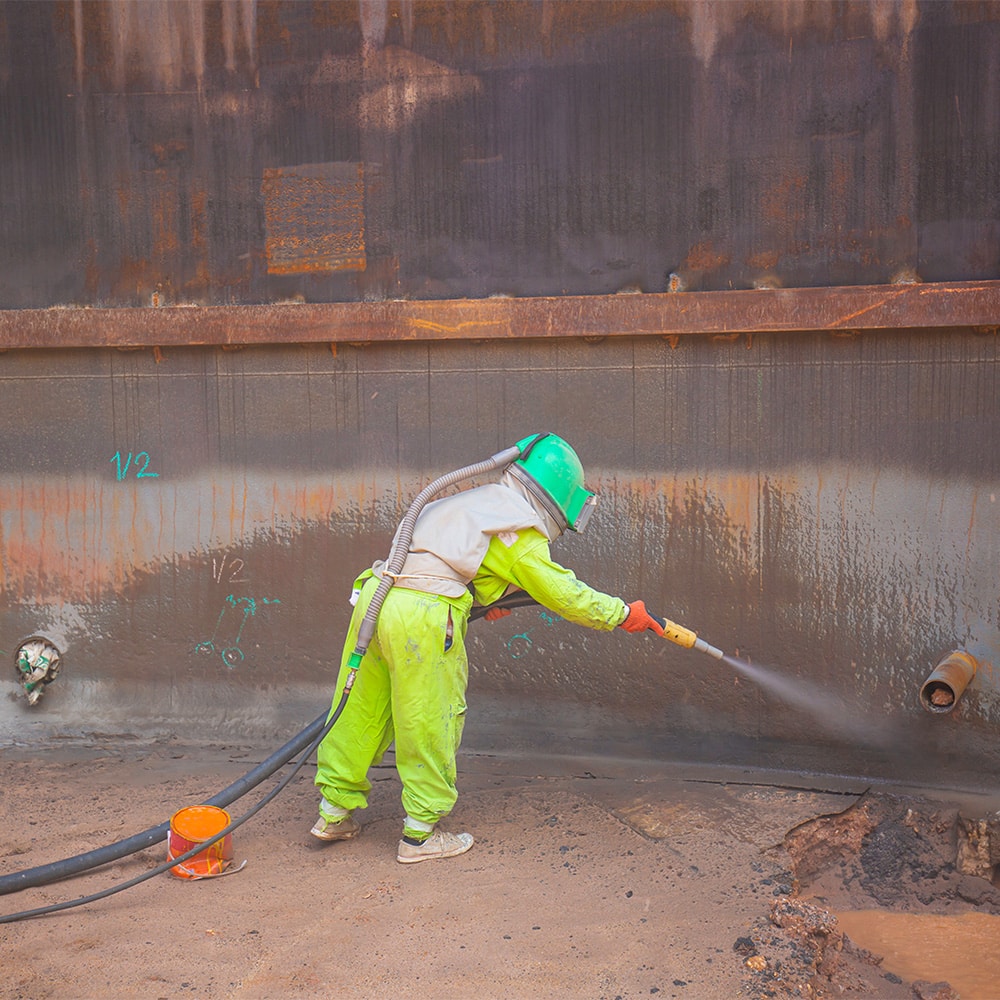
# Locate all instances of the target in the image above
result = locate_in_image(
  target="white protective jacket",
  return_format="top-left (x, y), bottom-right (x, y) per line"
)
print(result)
top-left (375, 472), bottom-right (562, 598)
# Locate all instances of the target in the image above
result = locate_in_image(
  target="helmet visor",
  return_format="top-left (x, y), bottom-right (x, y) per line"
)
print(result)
top-left (572, 492), bottom-right (598, 532)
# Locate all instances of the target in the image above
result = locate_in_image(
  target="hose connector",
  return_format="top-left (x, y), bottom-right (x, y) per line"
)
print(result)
top-left (661, 618), bottom-right (697, 648)
top-left (655, 615), bottom-right (725, 660)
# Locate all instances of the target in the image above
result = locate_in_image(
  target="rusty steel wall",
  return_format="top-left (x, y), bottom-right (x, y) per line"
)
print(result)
top-left (0, 1), bottom-right (998, 308)
top-left (2, 1), bottom-right (1000, 790)
top-left (3, 330), bottom-right (1000, 791)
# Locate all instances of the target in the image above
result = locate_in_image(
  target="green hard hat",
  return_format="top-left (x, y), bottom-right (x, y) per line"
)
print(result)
top-left (508, 432), bottom-right (598, 532)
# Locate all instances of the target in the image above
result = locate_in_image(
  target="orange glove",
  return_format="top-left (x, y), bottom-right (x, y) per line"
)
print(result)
top-left (619, 600), bottom-right (665, 636)
top-left (484, 607), bottom-right (512, 622)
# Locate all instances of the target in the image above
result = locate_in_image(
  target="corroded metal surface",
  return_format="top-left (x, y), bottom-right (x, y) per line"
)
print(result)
top-left (1, 2), bottom-right (998, 310)
top-left (0, 280), bottom-right (997, 349)
top-left (2, 1), bottom-right (999, 787)
top-left (2, 332), bottom-right (999, 791)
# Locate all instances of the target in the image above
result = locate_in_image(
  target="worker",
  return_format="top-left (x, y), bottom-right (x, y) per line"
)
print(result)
top-left (311, 432), bottom-right (665, 863)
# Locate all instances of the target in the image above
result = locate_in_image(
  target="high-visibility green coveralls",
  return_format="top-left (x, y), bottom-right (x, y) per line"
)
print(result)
top-left (315, 518), bottom-right (628, 840)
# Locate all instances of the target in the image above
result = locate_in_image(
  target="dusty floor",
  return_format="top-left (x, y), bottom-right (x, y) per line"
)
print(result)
top-left (2, 740), bottom-right (998, 1000)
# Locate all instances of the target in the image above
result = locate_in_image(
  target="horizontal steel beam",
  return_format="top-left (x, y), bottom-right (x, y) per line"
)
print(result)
top-left (0, 281), bottom-right (997, 350)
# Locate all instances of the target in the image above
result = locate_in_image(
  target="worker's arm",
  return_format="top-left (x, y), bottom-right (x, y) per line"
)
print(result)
top-left (474, 528), bottom-right (629, 631)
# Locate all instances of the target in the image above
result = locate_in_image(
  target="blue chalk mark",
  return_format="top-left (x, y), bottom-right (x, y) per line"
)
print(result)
top-left (195, 594), bottom-right (281, 668)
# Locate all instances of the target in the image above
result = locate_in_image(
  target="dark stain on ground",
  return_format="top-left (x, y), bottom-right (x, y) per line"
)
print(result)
top-left (785, 791), bottom-right (1000, 913)
top-left (731, 791), bottom-right (1000, 998)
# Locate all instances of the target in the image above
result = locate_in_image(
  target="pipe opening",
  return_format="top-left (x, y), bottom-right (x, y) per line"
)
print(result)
top-left (919, 650), bottom-right (978, 714)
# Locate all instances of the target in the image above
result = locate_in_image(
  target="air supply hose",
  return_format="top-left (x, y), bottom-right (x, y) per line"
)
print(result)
top-left (0, 444), bottom-right (523, 921)
top-left (348, 445), bottom-right (521, 673)
top-left (0, 710), bottom-right (329, 898)
top-left (0, 685), bottom-right (348, 924)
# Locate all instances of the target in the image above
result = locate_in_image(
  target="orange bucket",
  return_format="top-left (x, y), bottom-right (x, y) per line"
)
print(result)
top-left (167, 805), bottom-right (234, 879)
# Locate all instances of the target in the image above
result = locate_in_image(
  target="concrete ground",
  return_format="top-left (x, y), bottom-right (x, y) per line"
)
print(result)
top-left (1, 740), bottom-right (995, 1000)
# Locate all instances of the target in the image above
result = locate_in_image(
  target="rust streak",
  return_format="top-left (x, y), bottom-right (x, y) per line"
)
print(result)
top-left (830, 287), bottom-right (911, 328)
top-left (407, 318), bottom-right (506, 336)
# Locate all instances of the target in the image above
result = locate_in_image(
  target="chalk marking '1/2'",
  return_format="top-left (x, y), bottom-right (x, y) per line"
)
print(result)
top-left (110, 451), bottom-right (159, 481)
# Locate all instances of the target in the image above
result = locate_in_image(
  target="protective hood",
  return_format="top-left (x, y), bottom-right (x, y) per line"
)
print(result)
top-left (509, 432), bottom-right (597, 533)
top-left (377, 482), bottom-right (551, 598)
top-left (500, 469), bottom-right (563, 541)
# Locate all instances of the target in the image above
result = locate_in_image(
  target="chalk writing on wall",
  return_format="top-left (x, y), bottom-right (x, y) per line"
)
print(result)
top-left (506, 610), bottom-right (563, 659)
top-left (110, 451), bottom-right (159, 481)
top-left (213, 553), bottom-right (249, 584)
top-left (195, 594), bottom-right (280, 667)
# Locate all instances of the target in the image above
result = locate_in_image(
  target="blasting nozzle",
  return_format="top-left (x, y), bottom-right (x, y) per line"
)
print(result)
top-left (654, 615), bottom-right (726, 661)
top-left (693, 637), bottom-right (725, 660)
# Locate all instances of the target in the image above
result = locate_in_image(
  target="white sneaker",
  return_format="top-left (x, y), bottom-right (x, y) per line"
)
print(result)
top-left (397, 830), bottom-right (474, 864)
top-left (310, 813), bottom-right (361, 842)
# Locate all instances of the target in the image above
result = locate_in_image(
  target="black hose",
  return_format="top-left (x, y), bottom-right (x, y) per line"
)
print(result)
top-left (469, 594), bottom-right (540, 620)
top-left (0, 591), bottom-right (541, 908)
top-left (0, 708), bottom-right (329, 897)
top-left (0, 686), bottom-right (351, 924)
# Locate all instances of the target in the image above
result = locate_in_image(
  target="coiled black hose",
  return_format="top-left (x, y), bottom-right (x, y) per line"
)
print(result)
top-left (0, 709), bottom-right (328, 898)
top-left (0, 590), bottom-right (539, 901)
top-left (0, 591), bottom-right (540, 923)
top-left (0, 682), bottom-right (352, 924)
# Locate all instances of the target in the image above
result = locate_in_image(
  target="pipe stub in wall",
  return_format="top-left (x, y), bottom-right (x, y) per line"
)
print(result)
top-left (920, 650), bottom-right (978, 714)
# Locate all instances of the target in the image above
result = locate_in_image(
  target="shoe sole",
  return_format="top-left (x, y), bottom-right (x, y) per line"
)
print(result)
top-left (310, 825), bottom-right (361, 843)
top-left (397, 841), bottom-right (473, 864)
